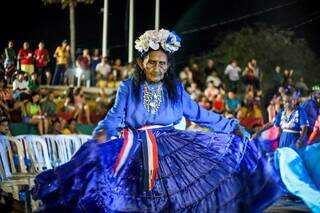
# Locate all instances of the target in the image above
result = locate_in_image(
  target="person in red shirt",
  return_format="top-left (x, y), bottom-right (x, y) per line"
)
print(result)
top-left (34, 41), bottom-right (50, 84)
top-left (18, 42), bottom-right (34, 75)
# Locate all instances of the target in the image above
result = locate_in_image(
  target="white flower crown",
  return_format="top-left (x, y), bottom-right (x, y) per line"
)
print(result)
top-left (135, 29), bottom-right (181, 54)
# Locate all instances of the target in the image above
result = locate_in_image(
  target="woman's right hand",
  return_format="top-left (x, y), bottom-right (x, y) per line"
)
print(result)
top-left (94, 129), bottom-right (107, 144)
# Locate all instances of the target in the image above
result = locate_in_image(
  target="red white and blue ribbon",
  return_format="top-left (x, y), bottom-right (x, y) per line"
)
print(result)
top-left (112, 126), bottom-right (160, 191)
top-left (113, 128), bottom-right (134, 176)
top-left (141, 129), bottom-right (159, 190)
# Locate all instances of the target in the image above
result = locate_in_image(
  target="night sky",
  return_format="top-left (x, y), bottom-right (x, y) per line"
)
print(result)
top-left (0, 0), bottom-right (319, 63)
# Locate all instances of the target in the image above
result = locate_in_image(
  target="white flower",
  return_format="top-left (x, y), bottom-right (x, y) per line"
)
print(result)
top-left (134, 29), bottom-right (181, 54)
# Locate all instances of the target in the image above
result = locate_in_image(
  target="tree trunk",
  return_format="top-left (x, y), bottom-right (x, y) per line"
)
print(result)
top-left (69, 3), bottom-right (76, 65)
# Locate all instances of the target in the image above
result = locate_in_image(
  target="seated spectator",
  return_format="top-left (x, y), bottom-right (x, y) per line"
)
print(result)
top-left (204, 82), bottom-right (219, 102)
top-left (187, 82), bottom-right (202, 101)
top-left (224, 91), bottom-right (241, 115)
top-left (27, 72), bottom-right (40, 92)
top-left (73, 87), bottom-right (92, 124)
top-left (237, 98), bottom-right (264, 128)
top-left (179, 66), bottom-right (193, 88)
top-left (96, 73), bottom-right (108, 88)
top-left (50, 118), bottom-right (63, 134)
top-left (0, 77), bottom-right (13, 119)
top-left (21, 92), bottom-right (49, 135)
top-left (96, 89), bottom-right (110, 116)
top-left (41, 91), bottom-right (57, 122)
top-left (62, 87), bottom-right (80, 121)
top-left (62, 118), bottom-right (81, 135)
top-left (198, 95), bottom-right (211, 110)
top-left (106, 73), bottom-right (119, 89)
top-left (12, 71), bottom-right (29, 101)
top-left (212, 94), bottom-right (225, 113)
top-left (206, 71), bottom-right (222, 88)
top-left (0, 116), bottom-right (12, 136)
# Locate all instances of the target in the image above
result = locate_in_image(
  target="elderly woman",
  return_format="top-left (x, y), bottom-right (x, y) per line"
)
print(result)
top-left (32, 30), bottom-right (281, 212)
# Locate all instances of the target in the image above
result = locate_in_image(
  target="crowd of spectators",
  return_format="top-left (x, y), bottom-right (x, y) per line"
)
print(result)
top-left (179, 58), bottom-right (310, 131)
top-left (0, 40), bottom-right (313, 135)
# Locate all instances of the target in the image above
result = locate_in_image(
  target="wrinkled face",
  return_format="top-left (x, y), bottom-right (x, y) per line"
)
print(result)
top-left (141, 50), bottom-right (169, 83)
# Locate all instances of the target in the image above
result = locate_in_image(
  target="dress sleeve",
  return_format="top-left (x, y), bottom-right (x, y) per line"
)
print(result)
top-left (92, 80), bottom-right (128, 139)
top-left (181, 85), bottom-right (238, 133)
top-left (299, 108), bottom-right (309, 128)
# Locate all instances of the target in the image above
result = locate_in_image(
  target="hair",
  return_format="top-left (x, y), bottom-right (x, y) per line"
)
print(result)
top-left (133, 49), bottom-right (179, 104)
top-left (0, 116), bottom-right (9, 124)
top-left (30, 92), bottom-right (40, 104)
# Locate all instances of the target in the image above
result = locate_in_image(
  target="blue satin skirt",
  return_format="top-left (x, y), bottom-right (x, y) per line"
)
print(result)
top-left (32, 128), bottom-right (282, 212)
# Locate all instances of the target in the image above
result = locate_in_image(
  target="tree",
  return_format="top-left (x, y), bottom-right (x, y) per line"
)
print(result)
top-left (192, 25), bottom-right (319, 90)
top-left (42, 0), bottom-right (94, 64)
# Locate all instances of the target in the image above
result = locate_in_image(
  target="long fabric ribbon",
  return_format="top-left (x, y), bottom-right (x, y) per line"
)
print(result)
top-left (112, 126), bottom-right (160, 191)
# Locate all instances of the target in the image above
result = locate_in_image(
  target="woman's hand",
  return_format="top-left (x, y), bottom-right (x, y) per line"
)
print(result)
top-left (94, 129), bottom-right (107, 144)
top-left (296, 138), bottom-right (304, 148)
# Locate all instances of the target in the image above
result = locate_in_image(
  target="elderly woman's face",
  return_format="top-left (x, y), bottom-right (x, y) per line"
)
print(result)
top-left (141, 50), bottom-right (168, 83)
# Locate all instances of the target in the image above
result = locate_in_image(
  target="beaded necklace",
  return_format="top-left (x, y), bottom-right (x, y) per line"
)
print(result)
top-left (143, 81), bottom-right (162, 114)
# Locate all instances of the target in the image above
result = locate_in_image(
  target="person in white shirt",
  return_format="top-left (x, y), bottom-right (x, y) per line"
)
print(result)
top-left (96, 56), bottom-right (111, 79)
top-left (12, 71), bottom-right (29, 101)
top-left (224, 59), bottom-right (241, 92)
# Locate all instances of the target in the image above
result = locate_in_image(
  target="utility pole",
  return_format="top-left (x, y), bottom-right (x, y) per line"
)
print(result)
top-left (102, 0), bottom-right (109, 57)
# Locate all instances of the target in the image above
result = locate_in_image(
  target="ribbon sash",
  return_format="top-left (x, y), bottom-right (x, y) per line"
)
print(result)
top-left (112, 128), bottom-right (159, 191)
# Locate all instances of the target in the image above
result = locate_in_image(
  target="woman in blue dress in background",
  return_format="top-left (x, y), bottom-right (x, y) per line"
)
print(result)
top-left (253, 88), bottom-right (308, 151)
top-left (32, 29), bottom-right (281, 212)
top-left (253, 88), bottom-right (320, 212)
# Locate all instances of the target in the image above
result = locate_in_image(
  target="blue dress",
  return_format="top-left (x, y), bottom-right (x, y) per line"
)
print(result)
top-left (301, 98), bottom-right (319, 128)
top-left (32, 78), bottom-right (281, 212)
top-left (274, 106), bottom-right (309, 151)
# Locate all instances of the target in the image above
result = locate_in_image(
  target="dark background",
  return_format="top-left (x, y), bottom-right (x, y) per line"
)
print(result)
top-left (0, 0), bottom-right (319, 64)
